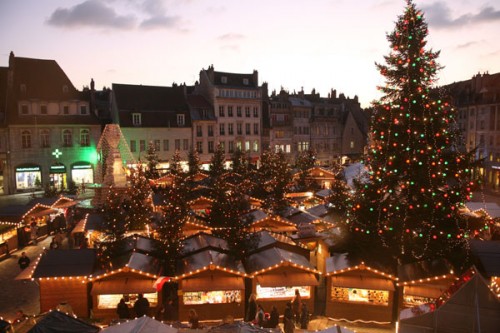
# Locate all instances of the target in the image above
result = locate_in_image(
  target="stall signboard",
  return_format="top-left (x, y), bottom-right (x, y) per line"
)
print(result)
top-left (256, 285), bottom-right (310, 300)
top-left (331, 287), bottom-right (389, 306)
top-left (183, 290), bottom-right (242, 305)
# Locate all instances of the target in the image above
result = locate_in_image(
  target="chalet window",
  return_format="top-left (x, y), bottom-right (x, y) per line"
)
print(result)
top-left (22, 130), bottom-right (31, 149)
top-left (62, 129), bottom-right (72, 147)
top-left (80, 129), bottom-right (90, 146)
top-left (132, 113), bottom-right (141, 126)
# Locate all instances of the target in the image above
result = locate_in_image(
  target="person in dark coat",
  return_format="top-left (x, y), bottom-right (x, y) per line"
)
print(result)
top-left (134, 294), bottom-right (150, 317)
top-left (284, 301), bottom-right (294, 333)
top-left (255, 304), bottom-right (265, 327)
top-left (116, 298), bottom-right (130, 319)
top-left (300, 302), bottom-right (309, 329)
top-left (266, 305), bottom-right (279, 328)
top-left (18, 252), bottom-right (30, 270)
top-left (188, 308), bottom-right (199, 329)
top-left (245, 294), bottom-right (257, 322)
top-left (292, 289), bottom-right (301, 324)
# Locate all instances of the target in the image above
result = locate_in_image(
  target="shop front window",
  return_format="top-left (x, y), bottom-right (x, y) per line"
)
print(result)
top-left (256, 285), bottom-right (310, 300)
top-left (183, 290), bottom-right (242, 305)
top-left (403, 294), bottom-right (433, 307)
top-left (330, 287), bottom-right (389, 306)
top-left (15, 166), bottom-right (41, 190)
top-left (97, 293), bottom-right (157, 310)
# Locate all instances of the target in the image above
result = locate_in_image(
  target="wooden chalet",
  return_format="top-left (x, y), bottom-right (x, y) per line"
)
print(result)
top-left (90, 236), bottom-right (164, 323)
top-left (293, 167), bottom-right (337, 189)
top-left (244, 246), bottom-right (320, 315)
top-left (397, 258), bottom-right (457, 309)
top-left (325, 253), bottom-right (397, 323)
top-left (20, 249), bottom-right (97, 317)
top-left (188, 196), bottom-right (214, 214)
top-left (243, 209), bottom-right (297, 233)
top-left (176, 245), bottom-right (247, 322)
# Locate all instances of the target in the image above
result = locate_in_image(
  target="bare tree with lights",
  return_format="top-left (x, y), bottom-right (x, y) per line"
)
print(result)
top-left (347, 0), bottom-right (481, 270)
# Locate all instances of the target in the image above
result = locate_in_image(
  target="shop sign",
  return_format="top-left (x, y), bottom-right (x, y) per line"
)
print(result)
top-left (50, 165), bottom-right (66, 173)
top-left (72, 163), bottom-right (92, 170)
top-left (16, 166), bottom-right (41, 172)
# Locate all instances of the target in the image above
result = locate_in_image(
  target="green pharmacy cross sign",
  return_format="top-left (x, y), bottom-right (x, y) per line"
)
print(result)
top-left (52, 149), bottom-right (63, 159)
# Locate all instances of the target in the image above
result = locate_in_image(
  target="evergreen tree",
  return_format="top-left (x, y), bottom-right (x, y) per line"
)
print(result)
top-left (295, 148), bottom-right (316, 191)
top-left (156, 171), bottom-right (190, 275)
top-left (348, 0), bottom-right (480, 269)
top-left (169, 150), bottom-right (183, 176)
top-left (208, 181), bottom-right (258, 260)
top-left (208, 143), bottom-right (226, 185)
top-left (187, 148), bottom-right (201, 178)
top-left (257, 149), bottom-right (292, 215)
top-left (145, 141), bottom-right (160, 179)
top-left (126, 166), bottom-right (153, 231)
top-left (231, 148), bottom-right (248, 176)
top-left (327, 162), bottom-right (353, 219)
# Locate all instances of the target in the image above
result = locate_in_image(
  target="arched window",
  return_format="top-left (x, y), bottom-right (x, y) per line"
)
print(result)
top-left (62, 129), bottom-right (72, 147)
top-left (40, 129), bottom-right (50, 148)
top-left (21, 130), bottom-right (31, 148)
top-left (80, 129), bottom-right (90, 146)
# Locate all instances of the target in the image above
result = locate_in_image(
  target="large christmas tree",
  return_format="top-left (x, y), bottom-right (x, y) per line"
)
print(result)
top-left (349, 0), bottom-right (480, 268)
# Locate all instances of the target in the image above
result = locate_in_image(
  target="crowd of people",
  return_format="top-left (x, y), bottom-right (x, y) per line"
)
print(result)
top-left (245, 289), bottom-right (309, 332)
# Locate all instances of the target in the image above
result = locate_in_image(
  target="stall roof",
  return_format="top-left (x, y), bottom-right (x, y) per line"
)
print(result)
top-left (32, 249), bottom-right (96, 278)
top-left (399, 268), bottom-right (500, 331)
top-left (22, 310), bottom-right (99, 333)
top-left (306, 204), bottom-right (329, 218)
top-left (325, 253), bottom-right (396, 278)
top-left (176, 249), bottom-right (246, 277)
top-left (208, 321), bottom-right (275, 333)
top-left (244, 247), bottom-right (316, 274)
top-left (101, 316), bottom-right (178, 333)
top-left (465, 202), bottom-right (500, 218)
top-left (86, 213), bottom-right (105, 230)
top-left (315, 189), bottom-right (333, 199)
top-left (469, 239), bottom-right (500, 277)
top-left (100, 251), bottom-right (162, 277)
top-left (397, 258), bottom-right (455, 282)
top-left (287, 211), bottom-right (320, 225)
top-left (181, 232), bottom-right (229, 256)
top-left (242, 209), bottom-right (268, 224)
top-left (108, 235), bottom-right (164, 258)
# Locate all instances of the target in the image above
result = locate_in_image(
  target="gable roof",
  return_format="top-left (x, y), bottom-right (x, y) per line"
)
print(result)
top-left (32, 249), bottom-right (96, 278)
top-left (176, 249), bottom-right (246, 277)
top-left (244, 247), bottom-right (317, 275)
top-left (182, 232), bottom-right (229, 256)
top-left (397, 258), bottom-right (455, 283)
top-left (469, 239), bottom-right (500, 277)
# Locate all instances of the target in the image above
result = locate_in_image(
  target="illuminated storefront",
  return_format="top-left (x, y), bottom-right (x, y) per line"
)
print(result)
top-left (256, 285), bottom-right (310, 300)
top-left (325, 255), bottom-right (397, 323)
top-left (96, 291), bottom-right (158, 310)
top-left (49, 163), bottom-right (67, 190)
top-left (183, 290), bottom-right (242, 305)
top-left (15, 164), bottom-right (41, 190)
top-left (71, 162), bottom-right (94, 184)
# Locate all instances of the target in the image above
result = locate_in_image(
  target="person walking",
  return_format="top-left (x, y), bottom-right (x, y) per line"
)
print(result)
top-left (18, 252), bottom-right (30, 271)
top-left (117, 298), bottom-right (130, 319)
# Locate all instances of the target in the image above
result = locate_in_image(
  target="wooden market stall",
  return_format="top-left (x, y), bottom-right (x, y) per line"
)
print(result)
top-left (0, 221), bottom-right (22, 257)
top-left (325, 253), bottom-right (397, 323)
top-left (245, 246), bottom-right (320, 315)
top-left (20, 249), bottom-right (97, 317)
top-left (89, 236), bottom-right (164, 323)
top-left (176, 246), bottom-right (247, 322)
top-left (243, 209), bottom-right (297, 234)
top-left (397, 258), bottom-right (457, 309)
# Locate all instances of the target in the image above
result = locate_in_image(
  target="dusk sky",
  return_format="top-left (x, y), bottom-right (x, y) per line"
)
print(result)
top-left (1, 0), bottom-right (499, 107)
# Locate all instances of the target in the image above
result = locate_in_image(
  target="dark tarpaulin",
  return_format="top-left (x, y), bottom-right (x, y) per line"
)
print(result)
top-left (27, 311), bottom-right (99, 333)
top-left (208, 322), bottom-right (280, 333)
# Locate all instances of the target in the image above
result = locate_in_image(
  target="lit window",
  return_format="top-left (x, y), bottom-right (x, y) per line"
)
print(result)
top-left (80, 129), bottom-right (90, 146)
top-left (132, 113), bottom-right (141, 126)
top-left (253, 140), bottom-right (259, 152)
